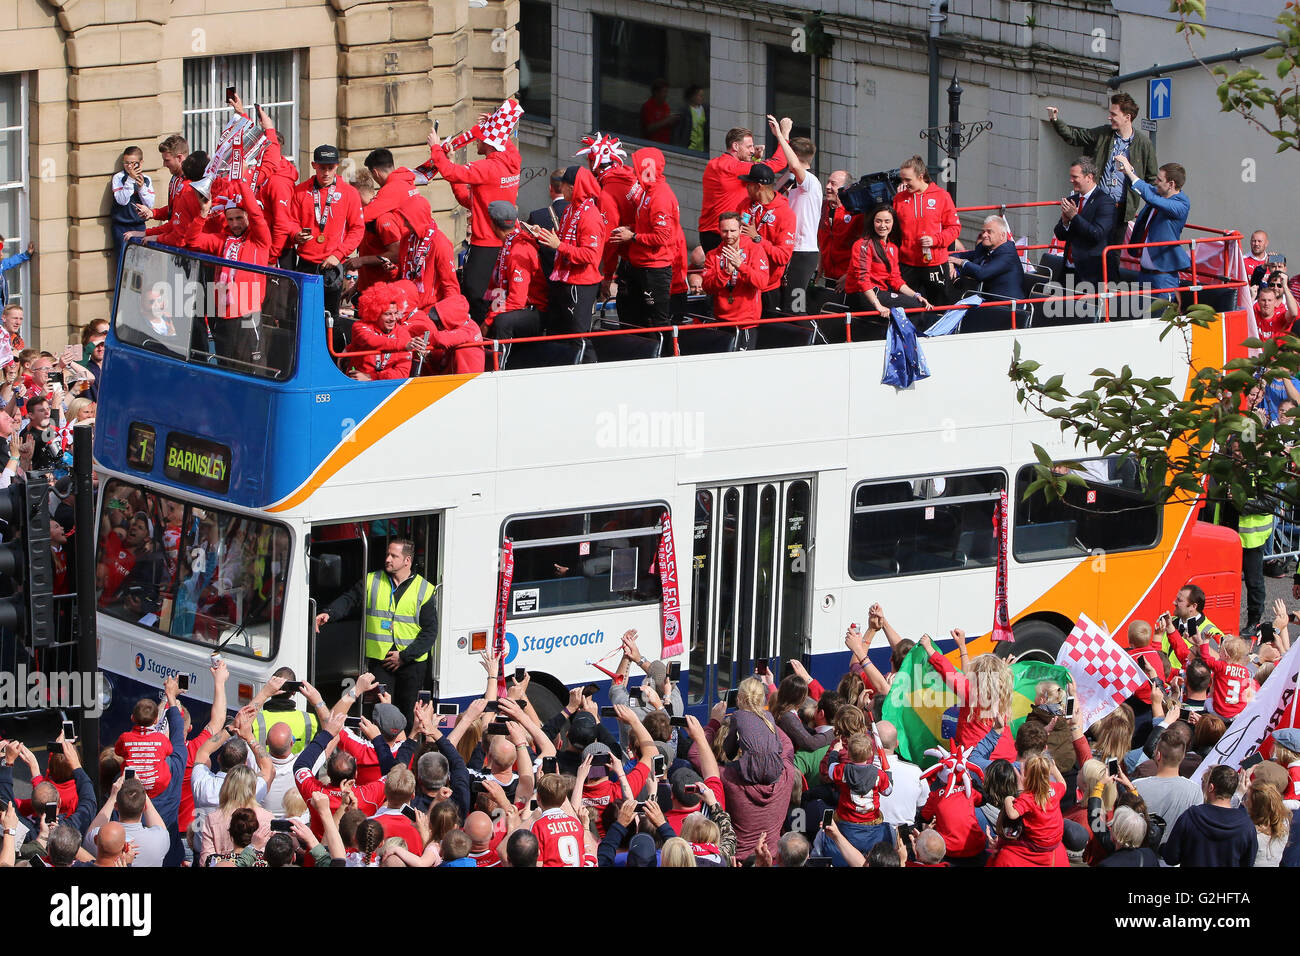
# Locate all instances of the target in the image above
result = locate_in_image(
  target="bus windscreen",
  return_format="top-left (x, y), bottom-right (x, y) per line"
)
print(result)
top-left (97, 478), bottom-right (289, 658)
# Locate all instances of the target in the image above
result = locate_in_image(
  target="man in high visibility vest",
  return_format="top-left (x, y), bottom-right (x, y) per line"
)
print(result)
top-left (248, 668), bottom-right (328, 756)
top-left (1238, 498), bottom-right (1274, 638)
top-left (1157, 583), bottom-right (1225, 671)
top-left (315, 538), bottom-right (437, 724)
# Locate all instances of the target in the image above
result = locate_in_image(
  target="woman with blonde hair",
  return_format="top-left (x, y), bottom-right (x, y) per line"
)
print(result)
top-left (989, 753), bottom-right (1068, 867)
top-left (660, 837), bottom-right (697, 867)
top-left (199, 765), bottom-right (272, 866)
top-left (920, 629), bottom-right (1016, 762)
top-left (1089, 704), bottom-right (1135, 766)
top-left (720, 677), bottom-right (796, 859)
top-left (1246, 780), bottom-right (1290, 866)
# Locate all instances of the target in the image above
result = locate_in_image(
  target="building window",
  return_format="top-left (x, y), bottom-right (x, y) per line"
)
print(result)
top-left (849, 470), bottom-right (1006, 580)
top-left (0, 73), bottom-right (30, 322)
top-left (766, 45), bottom-right (811, 155)
top-left (1013, 458), bottom-right (1161, 561)
top-left (502, 502), bottom-right (667, 618)
top-left (519, 0), bottom-right (552, 122)
top-left (593, 15), bottom-right (710, 153)
top-left (182, 52), bottom-right (299, 162)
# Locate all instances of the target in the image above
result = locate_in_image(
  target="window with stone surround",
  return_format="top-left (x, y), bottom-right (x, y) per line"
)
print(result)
top-left (593, 14), bottom-right (710, 153)
top-left (765, 44), bottom-right (811, 156)
top-left (0, 73), bottom-right (29, 319)
top-left (182, 52), bottom-right (299, 164)
top-left (519, 0), bottom-right (552, 122)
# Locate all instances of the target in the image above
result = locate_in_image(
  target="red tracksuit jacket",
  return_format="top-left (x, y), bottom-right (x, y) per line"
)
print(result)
top-left (699, 150), bottom-right (787, 235)
top-left (702, 242), bottom-right (768, 325)
top-left (595, 164), bottom-right (640, 278)
top-left (289, 177), bottom-right (365, 265)
top-left (425, 140), bottom-right (522, 248)
top-left (893, 182), bottom-right (961, 267)
top-left (746, 193), bottom-right (796, 291)
top-left (488, 229), bottom-right (548, 318)
top-left (398, 223), bottom-right (460, 310)
top-left (551, 167), bottom-right (607, 285)
top-left (628, 148), bottom-right (679, 269)
top-left (187, 180), bottom-right (272, 319)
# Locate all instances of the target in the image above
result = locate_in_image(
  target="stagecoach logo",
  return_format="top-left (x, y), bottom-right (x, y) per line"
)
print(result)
top-left (501, 628), bottom-right (608, 665)
top-left (135, 653), bottom-right (145, 672)
top-left (134, 654), bottom-right (197, 684)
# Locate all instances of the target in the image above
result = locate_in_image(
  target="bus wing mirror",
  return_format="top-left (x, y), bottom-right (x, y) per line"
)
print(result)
top-left (310, 553), bottom-right (342, 589)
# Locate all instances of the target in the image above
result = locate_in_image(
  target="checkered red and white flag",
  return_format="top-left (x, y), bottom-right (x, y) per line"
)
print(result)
top-left (443, 98), bottom-right (523, 153)
top-left (1054, 613), bottom-right (1147, 729)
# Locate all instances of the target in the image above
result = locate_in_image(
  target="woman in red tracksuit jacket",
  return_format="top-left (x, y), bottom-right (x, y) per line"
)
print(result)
top-left (845, 204), bottom-right (932, 320)
top-left (536, 166), bottom-right (607, 336)
top-left (893, 155), bottom-right (961, 306)
top-left (346, 281), bottom-right (414, 380)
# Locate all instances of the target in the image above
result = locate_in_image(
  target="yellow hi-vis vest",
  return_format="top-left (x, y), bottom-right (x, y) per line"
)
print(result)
top-left (363, 571), bottom-right (435, 663)
top-left (253, 706), bottom-right (318, 755)
top-left (1239, 512), bottom-right (1273, 550)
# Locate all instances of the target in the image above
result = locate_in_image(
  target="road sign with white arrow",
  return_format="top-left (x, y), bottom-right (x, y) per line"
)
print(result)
top-left (1148, 77), bottom-right (1171, 121)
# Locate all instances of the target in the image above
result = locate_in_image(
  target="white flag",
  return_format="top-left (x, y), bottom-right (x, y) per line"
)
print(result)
top-left (1054, 613), bottom-right (1147, 729)
top-left (1190, 637), bottom-right (1300, 784)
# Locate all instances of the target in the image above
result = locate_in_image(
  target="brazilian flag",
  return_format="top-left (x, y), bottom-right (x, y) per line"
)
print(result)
top-left (882, 645), bottom-right (1071, 769)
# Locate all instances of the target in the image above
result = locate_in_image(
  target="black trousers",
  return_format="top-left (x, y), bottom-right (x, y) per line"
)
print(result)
top-left (296, 257), bottom-right (343, 321)
top-left (901, 263), bottom-right (956, 306)
top-left (490, 305), bottom-right (543, 341)
top-left (212, 314), bottom-right (264, 372)
top-left (782, 251), bottom-right (820, 314)
top-left (547, 281), bottom-right (602, 336)
top-left (1243, 545), bottom-right (1266, 628)
top-left (848, 289), bottom-right (925, 316)
top-left (365, 656), bottom-right (426, 730)
top-left (699, 231), bottom-right (722, 254)
top-left (462, 244), bottom-right (499, 323)
top-left (626, 266), bottom-right (673, 327)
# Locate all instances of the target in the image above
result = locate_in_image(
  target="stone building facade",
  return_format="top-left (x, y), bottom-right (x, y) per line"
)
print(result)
top-left (0, 0), bottom-right (520, 349)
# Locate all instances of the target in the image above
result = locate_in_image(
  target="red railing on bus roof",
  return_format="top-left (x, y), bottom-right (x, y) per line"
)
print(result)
top-left (325, 199), bottom-right (1248, 367)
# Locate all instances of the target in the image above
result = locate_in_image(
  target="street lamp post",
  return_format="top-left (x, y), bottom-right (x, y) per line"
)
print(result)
top-left (920, 68), bottom-right (992, 201)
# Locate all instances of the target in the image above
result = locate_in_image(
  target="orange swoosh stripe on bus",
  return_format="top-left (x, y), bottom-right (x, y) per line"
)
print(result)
top-left (267, 373), bottom-right (478, 513)
top-left (959, 312), bottom-right (1232, 660)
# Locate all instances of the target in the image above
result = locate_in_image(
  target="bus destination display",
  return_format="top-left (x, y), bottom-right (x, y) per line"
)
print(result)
top-left (163, 432), bottom-right (232, 495)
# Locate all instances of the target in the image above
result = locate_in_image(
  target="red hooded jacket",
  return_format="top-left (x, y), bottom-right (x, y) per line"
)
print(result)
top-left (699, 150), bottom-right (787, 235)
top-left (670, 232), bottom-right (689, 295)
top-left (187, 180), bottom-right (272, 319)
top-left (594, 163), bottom-right (640, 278)
top-left (255, 134), bottom-right (299, 259)
top-left (347, 319), bottom-right (412, 380)
top-left (290, 176), bottom-right (365, 265)
top-left (702, 241), bottom-right (769, 325)
top-left (893, 182), bottom-right (961, 267)
top-left (551, 167), bottom-right (607, 285)
top-left (423, 293), bottom-right (486, 375)
top-left (145, 180), bottom-right (203, 248)
top-left (365, 168), bottom-right (433, 241)
top-left (425, 140), bottom-right (522, 248)
top-left (818, 202), bottom-right (861, 280)
top-left (488, 228), bottom-right (548, 318)
top-left (628, 148), bottom-right (680, 269)
top-left (746, 192), bottom-right (796, 291)
top-left (397, 222), bottom-right (459, 310)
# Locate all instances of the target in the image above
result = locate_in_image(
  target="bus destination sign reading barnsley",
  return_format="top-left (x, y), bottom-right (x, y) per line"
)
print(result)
top-left (163, 432), bottom-right (232, 495)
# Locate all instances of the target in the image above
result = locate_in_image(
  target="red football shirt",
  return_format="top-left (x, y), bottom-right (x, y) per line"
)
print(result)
top-left (531, 808), bottom-right (595, 867)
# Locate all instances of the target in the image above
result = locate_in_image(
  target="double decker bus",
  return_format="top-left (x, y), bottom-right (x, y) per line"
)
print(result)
top-left (92, 226), bottom-right (1245, 739)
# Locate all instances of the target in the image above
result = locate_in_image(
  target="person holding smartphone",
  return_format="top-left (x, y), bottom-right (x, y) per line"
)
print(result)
top-left (576, 706), bottom-right (658, 839)
top-left (82, 774), bottom-right (170, 867)
top-left (610, 629), bottom-right (684, 749)
top-left (1, 738), bottom-right (97, 848)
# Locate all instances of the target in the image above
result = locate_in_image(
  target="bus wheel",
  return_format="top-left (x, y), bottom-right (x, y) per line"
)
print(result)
top-left (998, 619), bottom-right (1067, 664)
top-left (523, 673), bottom-right (565, 726)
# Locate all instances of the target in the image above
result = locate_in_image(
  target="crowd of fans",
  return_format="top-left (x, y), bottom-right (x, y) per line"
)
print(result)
top-left (1, 588), bottom-right (1295, 868)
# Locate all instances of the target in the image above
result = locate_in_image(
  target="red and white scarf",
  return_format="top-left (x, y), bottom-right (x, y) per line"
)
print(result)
top-left (402, 225), bottom-right (440, 291)
top-left (490, 227), bottom-right (520, 296)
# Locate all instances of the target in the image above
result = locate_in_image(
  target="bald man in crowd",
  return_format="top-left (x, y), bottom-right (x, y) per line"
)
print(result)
top-left (465, 810), bottom-right (501, 867)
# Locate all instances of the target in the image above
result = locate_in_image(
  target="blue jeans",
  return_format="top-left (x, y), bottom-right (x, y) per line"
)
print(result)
top-left (814, 820), bottom-right (894, 867)
top-left (1143, 271), bottom-right (1180, 301)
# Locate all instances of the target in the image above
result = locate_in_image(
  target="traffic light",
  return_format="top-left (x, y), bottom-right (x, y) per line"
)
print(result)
top-left (0, 472), bottom-right (55, 646)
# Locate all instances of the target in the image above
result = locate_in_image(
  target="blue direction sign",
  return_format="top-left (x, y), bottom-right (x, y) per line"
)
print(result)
top-left (1148, 77), bottom-right (1172, 121)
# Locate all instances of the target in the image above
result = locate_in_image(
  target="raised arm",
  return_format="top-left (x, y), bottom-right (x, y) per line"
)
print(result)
top-left (684, 715), bottom-right (718, 781)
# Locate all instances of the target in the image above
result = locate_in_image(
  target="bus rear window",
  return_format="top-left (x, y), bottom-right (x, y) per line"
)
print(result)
top-left (97, 478), bottom-right (288, 658)
top-left (113, 242), bottom-right (298, 381)
top-left (502, 503), bottom-right (667, 617)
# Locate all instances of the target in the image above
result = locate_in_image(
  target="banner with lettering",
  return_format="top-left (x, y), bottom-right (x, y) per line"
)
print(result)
top-left (992, 489), bottom-right (1013, 642)
top-left (493, 539), bottom-right (514, 697)
top-left (1191, 635), bottom-right (1300, 784)
top-left (656, 513), bottom-right (683, 658)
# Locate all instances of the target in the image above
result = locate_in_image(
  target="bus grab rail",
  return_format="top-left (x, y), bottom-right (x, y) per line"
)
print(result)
top-left (1100, 230), bottom-right (1243, 322)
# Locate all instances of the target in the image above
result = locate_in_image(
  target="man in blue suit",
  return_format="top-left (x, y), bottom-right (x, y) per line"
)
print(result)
top-left (950, 216), bottom-right (1024, 330)
top-left (1115, 154), bottom-right (1189, 302)
top-left (1052, 157), bottom-right (1117, 291)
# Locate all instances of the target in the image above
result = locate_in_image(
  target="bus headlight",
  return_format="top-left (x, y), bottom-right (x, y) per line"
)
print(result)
top-left (98, 673), bottom-right (115, 714)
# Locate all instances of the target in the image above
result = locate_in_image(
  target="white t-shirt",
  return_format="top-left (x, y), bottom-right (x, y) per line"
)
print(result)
top-left (785, 170), bottom-right (822, 252)
top-left (878, 757), bottom-right (927, 827)
top-left (85, 821), bottom-right (171, 868)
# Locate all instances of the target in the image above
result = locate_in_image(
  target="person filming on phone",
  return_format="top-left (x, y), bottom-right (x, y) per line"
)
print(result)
top-left (315, 539), bottom-right (436, 725)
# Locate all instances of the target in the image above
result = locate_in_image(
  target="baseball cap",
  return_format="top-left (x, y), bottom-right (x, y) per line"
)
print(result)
top-left (670, 766), bottom-right (704, 807)
top-left (560, 164), bottom-right (582, 185)
top-left (487, 200), bottom-right (518, 225)
top-left (373, 703), bottom-right (407, 737)
top-left (313, 145), bottom-right (340, 165)
top-left (568, 711), bottom-right (598, 750)
top-left (1062, 819), bottom-right (1090, 853)
top-left (627, 833), bottom-right (658, 867)
top-left (581, 741), bottom-right (612, 779)
top-left (738, 163), bottom-right (775, 185)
